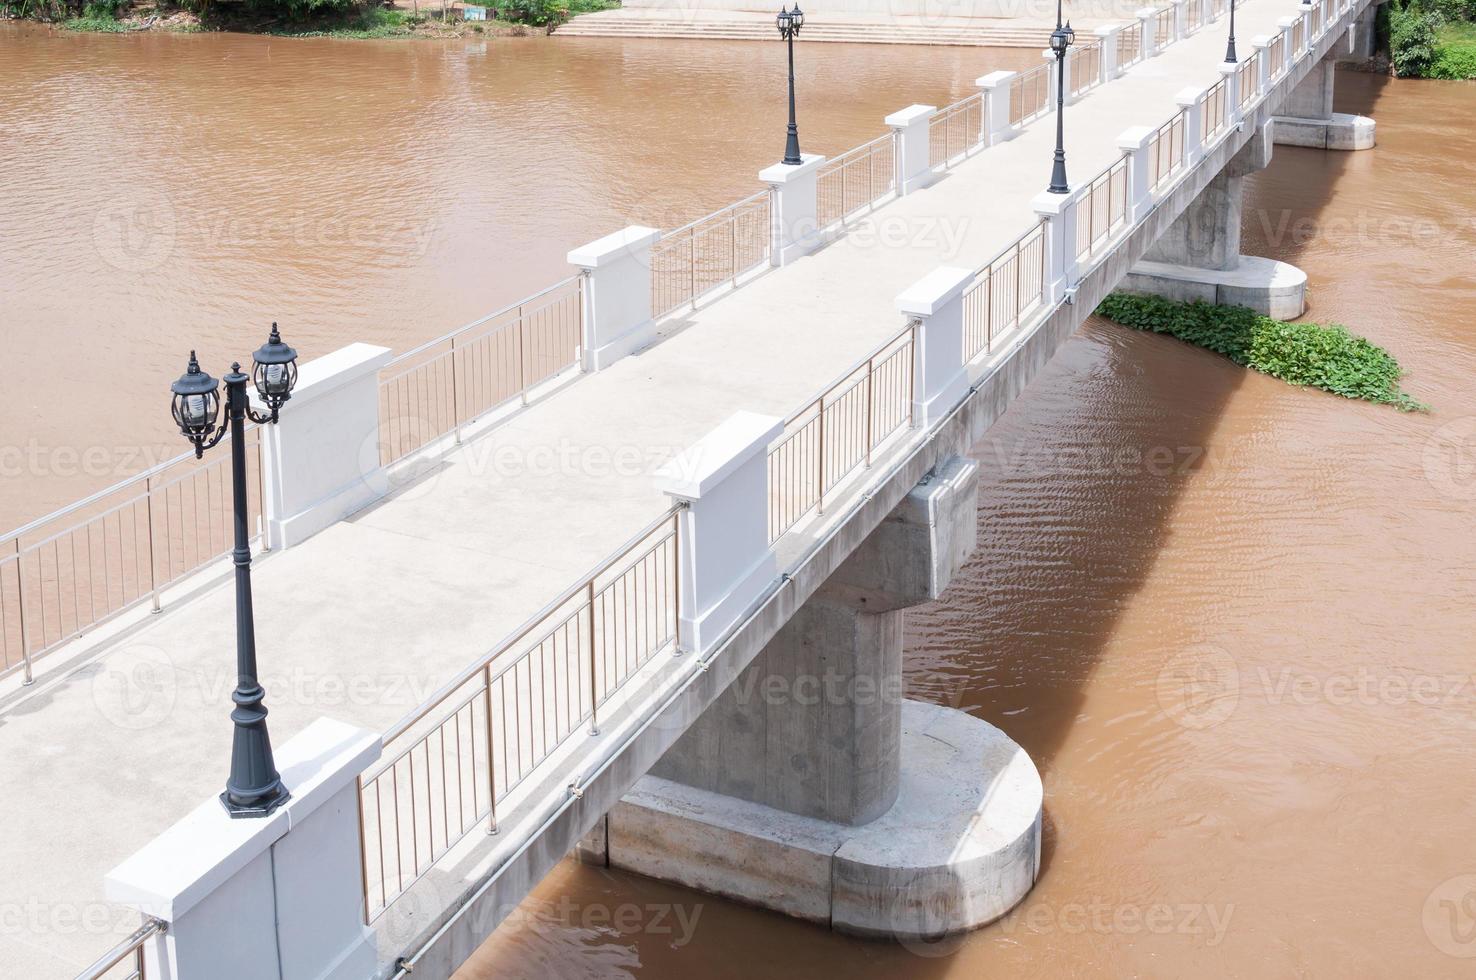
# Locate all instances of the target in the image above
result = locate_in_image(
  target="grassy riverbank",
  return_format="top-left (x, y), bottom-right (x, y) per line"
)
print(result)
top-left (1385, 0), bottom-right (1476, 78)
top-left (4, 0), bottom-right (617, 36)
top-left (1096, 293), bottom-right (1428, 411)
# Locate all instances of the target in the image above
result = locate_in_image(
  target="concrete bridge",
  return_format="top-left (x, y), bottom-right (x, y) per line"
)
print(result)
top-left (0, 0), bottom-right (1381, 976)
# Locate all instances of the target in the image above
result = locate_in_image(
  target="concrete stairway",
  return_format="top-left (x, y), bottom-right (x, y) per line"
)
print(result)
top-left (554, 9), bottom-right (1053, 46)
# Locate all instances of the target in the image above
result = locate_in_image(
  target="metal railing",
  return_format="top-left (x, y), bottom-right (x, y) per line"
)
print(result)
top-left (1268, 33), bottom-right (1286, 79)
top-left (1237, 51), bottom-right (1262, 110)
top-left (1, 432), bottom-right (264, 684)
top-left (1212, 0), bottom-right (1227, 17)
top-left (1010, 62), bottom-right (1053, 127)
top-left (962, 222), bottom-right (1048, 363)
top-left (1075, 158), bottom-right (1129, 264)
top-left (1119, 21), bottom-right (1145, 68)
top-left (377, 277), bottom-right (584, 467)
top-left (817, 133), bottom-right (896, 229)
top-left (928, 93), bottom-right (983, 170)
top-left (1202, 75), bottom-right (1229, 142)
top-left (1147, 110), bottom-right (1187, 194)
top-left (650, 190), bottom-right (772, 320)
top-left (1292, 16), bottom-right (1306, 55)
top-left (1070, 43), bottom-right (1104, 98)
top-left (1185, 0), bottom-right (1203, 33)
top-left (76, 918), bottom-right (164, 980)
top-left (358, 506), bottom-right (681, 920)
top-left (766, 324), bottom-right (916, 542)
top-left (1153, 7), bottom-right (1174, 47)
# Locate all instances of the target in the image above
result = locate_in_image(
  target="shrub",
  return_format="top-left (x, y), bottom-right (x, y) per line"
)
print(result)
top-left (1095, 293), bottom-right (1427, 411)
top-left (1428, 41), bottom-right (1476, 75)
top-left (496, 0), bottom-right (566, 26)
top-left (1389, 1), bottom-right (1442, 76)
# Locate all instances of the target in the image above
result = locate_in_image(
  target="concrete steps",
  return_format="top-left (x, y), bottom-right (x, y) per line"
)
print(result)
top-left (554, 12), bottom-right (1052, 47)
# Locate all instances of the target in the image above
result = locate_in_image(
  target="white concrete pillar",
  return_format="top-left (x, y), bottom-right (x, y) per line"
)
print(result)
top-left (256, 343), bottom-right (392, 551)
top-left (1221, 62), bottom-right (1241, 126)
top-left (884, 104), bottom-right (937, 195)
top-left (1252, 35), bottom-right (1272, 96)
top-left (1031, 190), bottom-right (1081, 308)
top-left (569, 225), bottom-right (662, 371)
top-left (760, 155), bottom-right (827, 264)
top-left (978, 71), bottom-right (1019, 145)
top-left (1175, 86), bottom-right (1205, 167)
top-left (1137, 7), bottom-right (1160, 57)
top-left (1201, 0), bottom-right (1214, 27)
top-left (1278, 19), bottom-right (1298, 73)
top-left (106, 719), bottom-right (382, 980)
top-left (654, 411), bottom-right (781, 656)
top-left (1172, 0), bottom-right (1188, 39)
top-left (1096, 24), bottom-right (1123, 79)
top-left (1117, 126), bottom-right (1156, 224)
top-left (1041, 49), bottom-right (1062, 105)
top-left (895, 267), bottom-right (974, 427)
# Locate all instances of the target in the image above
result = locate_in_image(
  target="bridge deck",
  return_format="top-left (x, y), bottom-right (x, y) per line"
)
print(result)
top-left (0, 2), bottom-right (1313, 973)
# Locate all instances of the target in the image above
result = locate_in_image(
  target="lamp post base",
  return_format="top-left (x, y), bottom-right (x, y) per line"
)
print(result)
top-left (220, 786), bottom-right (292, 820)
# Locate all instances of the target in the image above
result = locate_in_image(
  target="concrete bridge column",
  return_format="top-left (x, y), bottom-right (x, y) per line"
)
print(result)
top-left (603, 457), bottom-right (1043, 939)
top-left (978, 71), bottom-right (1018, 145)
top-left (1123, 126), bottom-right (1309, 318)
top-left (1274, 26), bottom-right (1375, 150)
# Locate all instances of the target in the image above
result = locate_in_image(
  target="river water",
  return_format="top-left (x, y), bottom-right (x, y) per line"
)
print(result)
top-left (4, 25), bottom-right (1475, 979)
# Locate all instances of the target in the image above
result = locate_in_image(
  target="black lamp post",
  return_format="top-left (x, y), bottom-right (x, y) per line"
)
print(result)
top-left (1225, 0), bottom-right (1238, 62)
top-left (1047, 1), bottom-right (1075, 194)
top-left (170, 324), bottom-right (299, 819)
top-left (776, 4), bottom-right (805, 166)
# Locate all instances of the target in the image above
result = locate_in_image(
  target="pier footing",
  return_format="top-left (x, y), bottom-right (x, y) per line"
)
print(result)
top-left (604, 699), bottom-right (1042, 940)
top-left (1122, 255), bottom-right (1308, 319)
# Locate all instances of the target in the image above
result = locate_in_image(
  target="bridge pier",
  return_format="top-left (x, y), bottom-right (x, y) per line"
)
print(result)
top-left (1123, 124), bottom-right (1308, 319)
top-left (1274, 26), bottom-right (1376, 151)
top-left (596, 456), bottom-right (1043, 940)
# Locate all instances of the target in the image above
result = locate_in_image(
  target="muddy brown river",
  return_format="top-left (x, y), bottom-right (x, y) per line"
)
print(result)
top-left (3, 24), bottom-right (1475, 979)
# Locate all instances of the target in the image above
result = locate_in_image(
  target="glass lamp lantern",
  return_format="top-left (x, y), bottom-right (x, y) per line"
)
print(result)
top-left (171, 351), bottom-right (221, 456)
top-left (251, 322), bottom-right (298, 415)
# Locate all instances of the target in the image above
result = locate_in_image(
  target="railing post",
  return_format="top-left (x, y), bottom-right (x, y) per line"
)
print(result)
top-left (1202, 0), bottom-right (1214, 26)
top-left (1137, 7), bottom-right (1160, 57)
top-left (1253, 36), bottom-right (1272, 97)
top-left (1041, 49), bottom-right (1063, 107)
top-left (1176, 86), bottom-right (1206, 167)
top-left (568, 225), bottom-right (662, 371)
top-left (14, 540), bottom-right (33, 686)
top-left (1221, 62), bottom-right (1241, 127)
top-left (107, 719), bottom-right (382, 980)
top-left (256, 344), bottom-right (393, 551)
top-left (1278, 19), bottom-right (1297, 72)
top-left (1095, 24), bottom-right (1124, 80)
top-left (1031, 190), bottom-right (1081, 309)
top-left (978, 71), bottom-right (1018, 145)
top-left (483, 662), bottom-right (499, 834)
top-left (896, 268), bottom-right (974, 428)
top-left (1117, 126), bottom-right (1156, 224)
top-left (884, 104), bottom-right (937, 195)
top-left (760, 154), bottom-right (826, 265)
top-left (587, 578), bottom-right (600, 735)
top-left (1172, 0), bottom-right (1188, 39)
top-left (654, 412), bottom-right (781, 657)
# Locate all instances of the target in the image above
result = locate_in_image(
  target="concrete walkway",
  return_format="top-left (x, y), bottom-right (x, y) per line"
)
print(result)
top-left (0, 2), bottom-right (1311, 974)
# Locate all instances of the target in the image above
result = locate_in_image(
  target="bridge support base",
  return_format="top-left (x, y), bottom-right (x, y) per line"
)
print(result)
top-left (1123, 256), bottom-right (1308, 320)
top-left (604, 698), bottom-right (1042, 939)
top-left (1274, 49), bottom-right (1376, 152)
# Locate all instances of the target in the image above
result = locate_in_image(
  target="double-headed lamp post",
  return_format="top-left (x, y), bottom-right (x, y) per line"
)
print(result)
top-left (1226, 0), bottom-right (1239, 63)
top-left (1047, 1), bottom-right (1075, 194)
top-left (170, 324), bottom-right (299, 819)
top-left (776, 4), bottom-right (806, 166)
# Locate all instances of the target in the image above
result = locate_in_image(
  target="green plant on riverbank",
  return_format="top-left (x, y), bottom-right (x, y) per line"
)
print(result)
top-left (1384, 0), bottom-right (1476, 77)
top-left (1095, 293), bottom-right (1428, 411)
top-left (487, 0), bottom-right (614, 26)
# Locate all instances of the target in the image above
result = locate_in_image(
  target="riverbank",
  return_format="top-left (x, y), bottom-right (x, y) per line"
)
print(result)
top-left (3, 0), bottom-right (616, 37)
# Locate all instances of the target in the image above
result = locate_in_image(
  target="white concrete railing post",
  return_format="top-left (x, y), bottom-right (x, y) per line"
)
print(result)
top-left (1042, 49), bottom-right (1062, 105)
top-left (256, 343), bottom-right (392, 551)
top-left (1252, 35), bottom-right (1272, 94)
top-left (1278, 18), bottom-right (1299, 70)
top-left (1175, 86), bottom-right (1206, 167)
top-left (1031, 190), bottom-right (1081, 309)
top-left (1137, 8), bottom-right (1160, 57)
top-left (1202, 0), bottom-right (1214, 26)
top-left (107, 719), bottom-right (382, 980)
top-left (1117, 126), bottom-right (1156, 225)
top-left (1221, 62), bottom-right (1241, 126)
top-left (1096, 24), bottom-right (1123, 80)
top-left (569, 225), bottom-right (662, 371)
top-left (760, 154), bottom-right (827, 266)
top-left (1172, 0), bottom-right (1188, 39)
top-left (885, 105), bottom-right (937, 195)
top-left (978, 71), bottom-right (1018, 145)
top-left (895, 267), bottom-right (974, 427)
top-left (654, 411), bottom-right (781, 656)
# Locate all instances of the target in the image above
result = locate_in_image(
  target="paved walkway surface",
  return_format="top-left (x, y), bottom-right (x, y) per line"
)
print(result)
top-left (0, 2), bottom-right (1314, 973)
